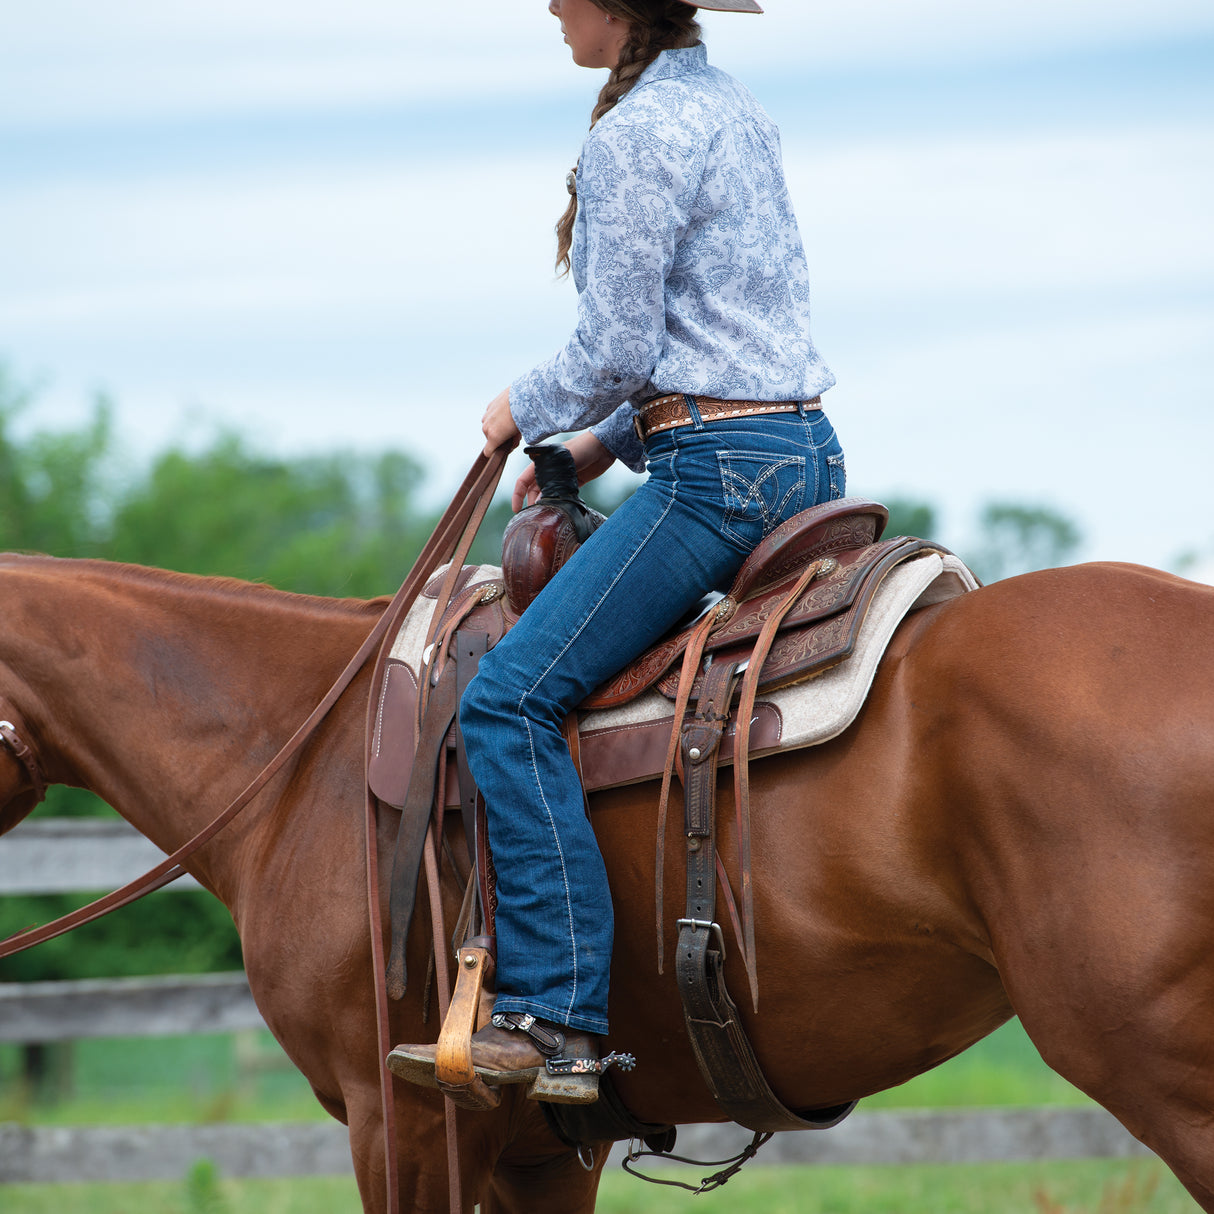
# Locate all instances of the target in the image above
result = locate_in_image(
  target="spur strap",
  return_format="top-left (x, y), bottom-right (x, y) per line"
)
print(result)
top-left (675, 659), bottom-right (856, 1134)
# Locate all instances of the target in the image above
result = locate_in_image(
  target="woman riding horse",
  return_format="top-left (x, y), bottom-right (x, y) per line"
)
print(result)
top-left (389, 0), bottom-right (845, 1103)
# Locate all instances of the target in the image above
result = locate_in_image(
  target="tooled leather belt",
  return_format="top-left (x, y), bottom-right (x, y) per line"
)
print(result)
top-left (634, 393), bottom-right (822, 443)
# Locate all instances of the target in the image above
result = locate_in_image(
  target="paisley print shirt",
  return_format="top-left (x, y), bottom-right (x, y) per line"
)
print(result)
top-left (509, 44), bottom-right (834, 472)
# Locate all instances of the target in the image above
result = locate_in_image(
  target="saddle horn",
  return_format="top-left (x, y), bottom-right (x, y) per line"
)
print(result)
top-left (500, 444), bottom-right (606, 614)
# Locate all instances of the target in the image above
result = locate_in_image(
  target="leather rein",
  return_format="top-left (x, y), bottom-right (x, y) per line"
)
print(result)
top-left (0, 446), bottom-right (510, 1214)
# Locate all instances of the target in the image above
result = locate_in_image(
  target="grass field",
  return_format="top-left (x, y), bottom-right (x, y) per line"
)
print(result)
top-left (0, 1019), bottom-right (1200, 1211)
top-left (0, 1159), bottom-right (1197, 1213)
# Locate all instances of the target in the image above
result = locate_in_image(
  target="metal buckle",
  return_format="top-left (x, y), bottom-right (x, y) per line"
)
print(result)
top-left (677, 918), bottom-right (727, 961)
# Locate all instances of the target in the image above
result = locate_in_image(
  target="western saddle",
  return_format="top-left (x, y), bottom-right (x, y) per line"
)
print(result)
top-left (382, 446), bottom-right (949, 1149)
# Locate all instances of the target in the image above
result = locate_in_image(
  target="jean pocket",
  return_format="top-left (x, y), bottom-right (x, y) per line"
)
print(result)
top-left (718, 451), bottom-right (807, 549)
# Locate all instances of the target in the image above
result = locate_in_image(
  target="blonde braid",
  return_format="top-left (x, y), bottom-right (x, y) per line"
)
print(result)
top-left (555, 1), bottom-right (702, 275)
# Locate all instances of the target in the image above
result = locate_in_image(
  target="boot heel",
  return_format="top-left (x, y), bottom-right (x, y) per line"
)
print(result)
top-left (527, 1067), bottom-right (599, 1105)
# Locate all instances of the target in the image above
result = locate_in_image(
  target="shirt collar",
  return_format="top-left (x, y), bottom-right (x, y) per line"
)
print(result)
top-left (635, 43), bottom-right (709, 89)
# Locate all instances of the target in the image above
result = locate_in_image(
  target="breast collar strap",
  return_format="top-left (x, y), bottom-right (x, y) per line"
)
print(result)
top-left (0, 719), bottom-right (47, 804)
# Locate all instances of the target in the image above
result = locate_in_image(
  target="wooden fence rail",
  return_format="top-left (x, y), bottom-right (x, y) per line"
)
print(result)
top-left (0, 1109), bottom-right (1151, 1184)
top-left (0, 821), bottom-right (1156, 1185)
top-left (0, 818), bottom-right (199, 895)
top-left (0, 972), bottom-right (262, 1042)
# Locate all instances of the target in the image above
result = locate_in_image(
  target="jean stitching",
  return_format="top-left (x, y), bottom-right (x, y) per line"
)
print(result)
top-left (804, 412), bottom-right (821, 502)
top-left (491, 998), bottom-right (608, 1035)
top-left (827, 452), bottom-right (846, 499)
top-left (719, 454), bottom-right (806, 542)
top-left (509, 460), bottom-right (680, 1020)
top-left (523, 717), bottom-right (580, 1020)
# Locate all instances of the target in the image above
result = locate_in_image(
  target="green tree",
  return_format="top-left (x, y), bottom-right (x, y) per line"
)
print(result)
top-left (108, 435), bottom-right (436, 598)
top-left (0, 368), bottom-right (116, 559)
top-left (970, 502), bottom-right (1082, 583)
top-left (880, 496), bottom-right (937, 541)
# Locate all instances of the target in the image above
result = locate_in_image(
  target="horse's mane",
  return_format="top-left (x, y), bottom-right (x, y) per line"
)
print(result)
top-left (0, 551), bottom-right (389, 618)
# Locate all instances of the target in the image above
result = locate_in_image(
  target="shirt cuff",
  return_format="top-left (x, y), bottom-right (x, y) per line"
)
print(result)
top-left (590, 406), bottom-right (645, 473)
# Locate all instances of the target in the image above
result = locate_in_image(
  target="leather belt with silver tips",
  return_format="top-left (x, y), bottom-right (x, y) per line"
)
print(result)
top-left (634, 394), bottom-right (822, 442)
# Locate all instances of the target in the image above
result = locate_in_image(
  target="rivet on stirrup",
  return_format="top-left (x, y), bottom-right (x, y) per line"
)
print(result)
top-left (546, 1051), bottom-right (637, 1077)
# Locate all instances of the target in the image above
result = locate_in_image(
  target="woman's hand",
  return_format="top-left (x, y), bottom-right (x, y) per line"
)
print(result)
top-left (481, 387), bottom-right (521, 456)
top-left (512, 432), bottom-right (616, 512)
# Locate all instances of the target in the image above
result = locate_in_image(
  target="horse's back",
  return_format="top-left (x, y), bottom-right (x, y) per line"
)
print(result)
top-left (905, 559), bottom-right (1214, 765)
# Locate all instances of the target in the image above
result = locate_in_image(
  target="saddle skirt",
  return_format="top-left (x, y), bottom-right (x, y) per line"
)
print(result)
top-left (368, 534), bottom-right (978, 809)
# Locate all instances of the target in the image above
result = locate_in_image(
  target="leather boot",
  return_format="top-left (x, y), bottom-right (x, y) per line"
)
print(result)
top-left (387, 1012), bottom-right (621, 1105)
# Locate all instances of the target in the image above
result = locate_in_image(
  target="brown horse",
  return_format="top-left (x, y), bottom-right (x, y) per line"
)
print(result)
top-left (2, 550), bottom-right (1214, 1211)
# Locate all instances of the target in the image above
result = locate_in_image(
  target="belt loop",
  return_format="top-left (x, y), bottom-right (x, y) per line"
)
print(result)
top-left (683, 394), bottom-right (705, 431)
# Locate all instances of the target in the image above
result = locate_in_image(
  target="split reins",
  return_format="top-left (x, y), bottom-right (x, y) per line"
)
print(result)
top-left (0, 446), bottom-right (511, 1214)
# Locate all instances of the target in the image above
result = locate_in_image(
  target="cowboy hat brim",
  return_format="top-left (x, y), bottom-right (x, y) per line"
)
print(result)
top-left (683, 1), bottom-right (764, 12)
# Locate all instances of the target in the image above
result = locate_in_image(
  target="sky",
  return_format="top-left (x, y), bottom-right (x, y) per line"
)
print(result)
top-left (2, 1), bottom-right (1212, 573)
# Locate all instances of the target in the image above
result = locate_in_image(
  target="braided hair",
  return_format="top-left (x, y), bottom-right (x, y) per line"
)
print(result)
top-left (555, 0), bottom-right (702, 274)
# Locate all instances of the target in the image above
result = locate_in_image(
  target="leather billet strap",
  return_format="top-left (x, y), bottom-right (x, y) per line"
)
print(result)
top-left (654, 594), bottom-right (739, 973)
top-left (676, 658), bottom-right (857, 1134)
top-left (731, 556), bottom-right (829, 1010)
top-left (634, 394), bottom-right (822, 443)
top-left (677, 658), bottom-right (744, 1000)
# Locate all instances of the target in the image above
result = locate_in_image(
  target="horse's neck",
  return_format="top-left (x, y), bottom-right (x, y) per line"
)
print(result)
top-left (2, 556), bottom-right (378, 880)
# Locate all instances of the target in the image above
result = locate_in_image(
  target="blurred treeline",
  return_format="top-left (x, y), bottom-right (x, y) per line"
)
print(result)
top-left (0, 367), bottom-right (515, 596)
top-left (0, 368), bottom-right (1081, 990)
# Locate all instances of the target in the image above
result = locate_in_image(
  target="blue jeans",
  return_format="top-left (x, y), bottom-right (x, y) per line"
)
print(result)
top-left (459, 405), bottom-right (845, 1034)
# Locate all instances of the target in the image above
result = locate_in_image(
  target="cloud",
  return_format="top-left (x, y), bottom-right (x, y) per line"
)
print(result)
top-left (5, 0), bottom-right (1212, 128)
top-left (2, 0), bottom-right (1211, 568)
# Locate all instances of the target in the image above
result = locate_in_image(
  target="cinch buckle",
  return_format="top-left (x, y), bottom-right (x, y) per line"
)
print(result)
top-left (677, 917), bottom-right (727, 962)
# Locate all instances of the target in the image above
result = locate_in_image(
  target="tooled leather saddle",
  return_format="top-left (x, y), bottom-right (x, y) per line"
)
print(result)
top-left (379, 445), bottom-right (964, 1146)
